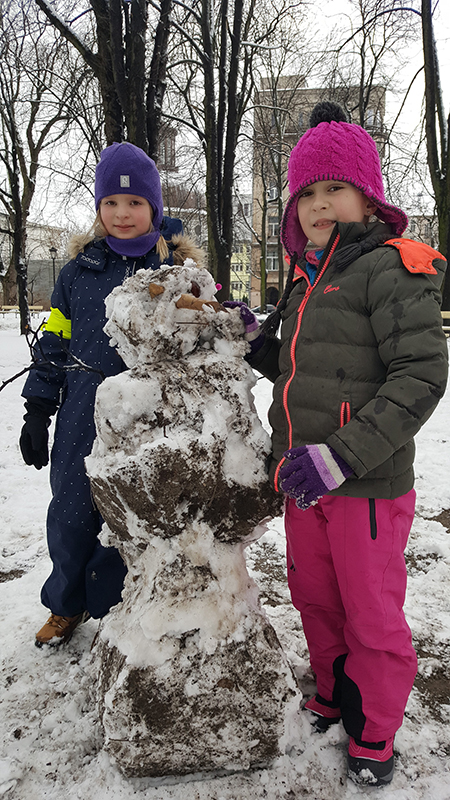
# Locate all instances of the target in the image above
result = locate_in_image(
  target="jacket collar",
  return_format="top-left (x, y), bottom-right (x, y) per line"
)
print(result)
top-left (301, 220), bottom-right (393, 276)
top-left (324, 220), bottom-right (390, 255)
top-left (75, 239), bottom-right (160, 272)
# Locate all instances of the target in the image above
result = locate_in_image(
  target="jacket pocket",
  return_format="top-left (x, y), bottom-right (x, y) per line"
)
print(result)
top-left (369, 498), bottom-right (377, 540)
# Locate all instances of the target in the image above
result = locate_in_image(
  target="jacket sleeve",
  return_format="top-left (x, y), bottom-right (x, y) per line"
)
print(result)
top-left (21, 262), bottom-right (74, 406)
top-left (327, 248), bottom-right (448, 477)
top-left (245, 334), bottom-right (281, 383)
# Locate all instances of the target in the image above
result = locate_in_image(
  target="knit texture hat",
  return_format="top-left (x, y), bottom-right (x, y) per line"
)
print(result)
top-left (280, 102), bottom-right (408, 257)
top-left (95, 142), bottom-right (164, 231)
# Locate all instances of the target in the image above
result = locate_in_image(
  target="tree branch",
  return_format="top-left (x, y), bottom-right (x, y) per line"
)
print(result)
top-left (34, 0), bottom-right (99, 73)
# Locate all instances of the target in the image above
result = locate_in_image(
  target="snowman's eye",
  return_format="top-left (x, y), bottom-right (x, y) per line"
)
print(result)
top-left (191, 281), bottom-right (201, 298)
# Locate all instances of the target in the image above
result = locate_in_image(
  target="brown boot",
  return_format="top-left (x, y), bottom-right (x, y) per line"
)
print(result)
top-left (35, 611), bottom-right (90, 647)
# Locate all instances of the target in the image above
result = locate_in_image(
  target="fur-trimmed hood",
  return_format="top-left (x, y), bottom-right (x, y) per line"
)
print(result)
top-left (170, 233), bottom-right (205, 267)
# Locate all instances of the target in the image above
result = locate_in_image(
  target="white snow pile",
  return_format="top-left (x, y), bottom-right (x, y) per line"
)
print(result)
top-left (1, 309), bottom-right (450, 799)
top-left (85, 263), bottom-right (293, 778)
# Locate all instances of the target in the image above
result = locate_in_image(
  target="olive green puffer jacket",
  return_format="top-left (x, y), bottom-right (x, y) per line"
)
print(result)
top-left (251, 221), bottom-right (448, 499)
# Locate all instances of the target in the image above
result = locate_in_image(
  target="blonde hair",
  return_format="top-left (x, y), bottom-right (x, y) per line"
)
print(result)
top-left (68, 210), bottom-right (169, 261)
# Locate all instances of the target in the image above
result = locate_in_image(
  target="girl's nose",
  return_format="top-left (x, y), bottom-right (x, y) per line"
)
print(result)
top-left (312, 194), bottom-right (328, 210)
top-left (116, 206), bottom-right (130, 219)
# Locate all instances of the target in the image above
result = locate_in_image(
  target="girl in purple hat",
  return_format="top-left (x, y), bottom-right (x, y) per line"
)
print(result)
top-left (20, 142), bottom-right (203, 649)
top-left (235, 102), bottom-right (448, 785)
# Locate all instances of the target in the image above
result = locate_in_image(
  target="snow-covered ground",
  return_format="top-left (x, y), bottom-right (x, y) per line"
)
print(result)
top-left (1, 313), bottom-right (450, 800)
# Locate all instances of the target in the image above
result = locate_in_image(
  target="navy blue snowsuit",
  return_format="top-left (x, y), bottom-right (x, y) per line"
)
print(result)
top-left (22, 218), bottom-right (184, 618)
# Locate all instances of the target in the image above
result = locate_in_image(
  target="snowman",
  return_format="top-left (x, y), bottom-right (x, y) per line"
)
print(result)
top-left (86, 261), bottom-right (300, 779)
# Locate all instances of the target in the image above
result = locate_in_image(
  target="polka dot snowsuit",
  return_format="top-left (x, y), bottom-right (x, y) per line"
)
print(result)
top-left (22, 220), bottom-right (182, 618)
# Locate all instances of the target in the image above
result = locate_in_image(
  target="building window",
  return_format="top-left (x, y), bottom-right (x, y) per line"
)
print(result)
top-left (231, 282), bottom-right (241, 291)
top-left (365, 108), bottom-right (381, 130)
top-left (268, 216), bottom-right (279, 238)
top-left (267, 247), bottom-right (278, 271)
top-left (243, 202), bottom-right (252, 217)
top-left (267, 186), bottom-right (278, 200)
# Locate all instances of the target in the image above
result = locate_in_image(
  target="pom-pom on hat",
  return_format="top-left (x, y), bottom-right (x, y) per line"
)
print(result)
top-left (280, 101), bottom-right (408, 257)
top-left (95, 142), bottom-right (164, 230)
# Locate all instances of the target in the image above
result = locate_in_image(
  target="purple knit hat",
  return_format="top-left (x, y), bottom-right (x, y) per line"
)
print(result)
top-left (280, 102), bottom-right (408, 257)
top-left (95, 142), bottom-right (164, 230)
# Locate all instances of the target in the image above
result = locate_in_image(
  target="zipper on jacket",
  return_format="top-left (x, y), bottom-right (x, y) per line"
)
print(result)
top-left (340, 401), bottom-right (351, 427)
top-left (274, 233), bottom-right (341, 491)
top-left (369, 498), bottom-right (377, 540)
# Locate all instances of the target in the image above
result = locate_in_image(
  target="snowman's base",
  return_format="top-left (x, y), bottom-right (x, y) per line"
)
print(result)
top-left (96, 624), bottom-right (298, 779)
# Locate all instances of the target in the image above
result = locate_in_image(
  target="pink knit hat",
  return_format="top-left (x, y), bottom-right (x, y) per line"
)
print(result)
top-left (280, 102), bottom-right (408, 257)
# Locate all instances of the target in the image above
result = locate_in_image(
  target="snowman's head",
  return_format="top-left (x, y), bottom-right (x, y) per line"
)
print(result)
top-left (104, 261), bottom-right (246, 369)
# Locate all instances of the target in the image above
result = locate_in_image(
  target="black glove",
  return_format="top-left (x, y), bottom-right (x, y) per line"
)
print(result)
top-left (19, 398), bottom-right (57, 470)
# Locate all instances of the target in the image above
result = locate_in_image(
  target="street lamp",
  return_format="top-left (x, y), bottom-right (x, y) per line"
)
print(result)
top-left (49, 246), bottom-right (57, 287)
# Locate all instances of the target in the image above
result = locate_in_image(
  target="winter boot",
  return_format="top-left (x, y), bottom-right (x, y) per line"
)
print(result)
top-left (347, 736), bottom-right (395, 786)
top-left (35, 612), bottom-right (90, 647)
top-left (303, 694), bottom-right (341, 732)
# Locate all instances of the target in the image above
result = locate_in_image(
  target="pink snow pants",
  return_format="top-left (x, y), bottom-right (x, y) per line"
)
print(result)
top-left (285, 491), bottom-right (417, 741)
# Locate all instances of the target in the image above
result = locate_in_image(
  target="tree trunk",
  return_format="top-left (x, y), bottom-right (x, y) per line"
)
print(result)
top-left (35, 0), bottom-right (170, 153)
top-left (91, 0), bottom-right (125, 144)
top-left (260, 194), bottom-right (268, 311)
top-left (1, 262), bottom-right (17, 306)
top-left (13, 217), bottom-right (31, 335)
top-left (421, 0), bottom-right (450, 308)
top-left (277, 190), bottom-right (284, 299)
top-left (126, 0), bottom-right (148, 150)
top-left (147, 0), bottom-right (172, 160)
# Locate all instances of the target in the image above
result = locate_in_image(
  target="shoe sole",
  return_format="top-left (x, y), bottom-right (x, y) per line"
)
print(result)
top-left (35, 612), bottom-right (90, 648)
top-left (35, 632), bottom-right (74, 648)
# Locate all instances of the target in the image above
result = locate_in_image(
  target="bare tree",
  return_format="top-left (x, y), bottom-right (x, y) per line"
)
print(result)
top-left (0, 1), bottom-right (89, 333)
top-left (421, 0), bottom-right (450, 307)
top-left (34, 0), bottom-right (172, 157)
top-left (331, 0), bottom-right (449, 306)
top-left (166, 0), bottom-right (304, 300)
top-left (324, 1), bottom-right (416, 125)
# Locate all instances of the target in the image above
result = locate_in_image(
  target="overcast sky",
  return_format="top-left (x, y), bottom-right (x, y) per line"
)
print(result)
top-left (312, 0), bottom-right (450, 116)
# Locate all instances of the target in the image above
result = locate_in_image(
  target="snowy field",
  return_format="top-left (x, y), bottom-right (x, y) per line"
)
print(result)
top-left (1, 312), bottom-right (450, 800)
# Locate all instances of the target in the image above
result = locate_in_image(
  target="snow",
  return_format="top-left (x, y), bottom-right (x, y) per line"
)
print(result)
top-left (1, 311), bottom-right (450, 799)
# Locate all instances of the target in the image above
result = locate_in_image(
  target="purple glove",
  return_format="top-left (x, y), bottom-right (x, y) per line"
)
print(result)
top-left (279, 444), bottom-right (353, 510)
top-left (223, 301), bottom-right (265, 355)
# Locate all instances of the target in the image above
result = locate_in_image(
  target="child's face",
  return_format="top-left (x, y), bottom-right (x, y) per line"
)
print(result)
top-left (296, 180), bottom-right (377, 249)
top-left (100, 194), bottom-right (153, 239)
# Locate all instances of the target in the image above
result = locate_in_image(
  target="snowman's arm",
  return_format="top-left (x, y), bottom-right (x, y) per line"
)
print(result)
top-left (175, 294), bottom-right (225, 312)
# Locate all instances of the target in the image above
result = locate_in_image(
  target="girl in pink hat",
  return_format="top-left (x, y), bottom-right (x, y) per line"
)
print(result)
top-left (238, 102), bottom-right (448, 785)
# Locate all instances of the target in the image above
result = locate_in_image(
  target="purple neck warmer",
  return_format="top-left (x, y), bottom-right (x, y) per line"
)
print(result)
top-left (105, 229), bottom-right (160, 258)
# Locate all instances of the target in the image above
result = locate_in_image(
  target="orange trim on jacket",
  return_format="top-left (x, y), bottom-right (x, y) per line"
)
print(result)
top-left (385, 238), bottom-right (445, 275)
